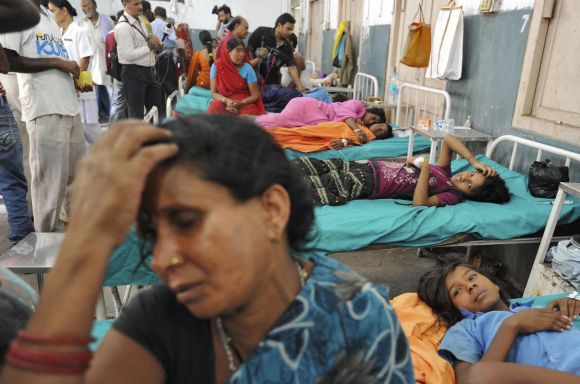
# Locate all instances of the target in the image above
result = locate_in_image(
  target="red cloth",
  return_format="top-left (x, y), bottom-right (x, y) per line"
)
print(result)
top-left (175, 23), bottom-right (193, 59)
top-left (216, 31), bottom-right (251, 62)
top-left (209, 36), bottom-right (264, 116)
top-left (105, 31), bottom-right (115, 75)
top-left (207, 99), bottom-right (263, 115)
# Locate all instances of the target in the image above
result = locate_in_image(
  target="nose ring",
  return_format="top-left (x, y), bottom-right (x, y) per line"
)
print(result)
top-left (170, 256), bottom-right (183, 266)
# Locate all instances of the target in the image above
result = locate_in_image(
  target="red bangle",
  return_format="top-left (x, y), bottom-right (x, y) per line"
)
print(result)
top-left (9, 342), bottom-right (93, 364)
top-left (7, 341), bottom-right (92, 375)
top-left (18, 330), bottom-right (95, 346)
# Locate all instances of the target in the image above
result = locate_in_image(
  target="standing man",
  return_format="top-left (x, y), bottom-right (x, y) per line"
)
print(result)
top-left (215, 4), bottom-right (233, 41)
top-left (114, 0), bottom-right (165, 120)
top-left (151, 6), bottom-right (167, 42)
top-left (248, 13), bottom-right (307, 92)
top-left (0, 45), bottom-right (34, 245)
top-left (0, 2), bottom-right (86, 232)
top-left (81, 0), bottom-right (114, 123)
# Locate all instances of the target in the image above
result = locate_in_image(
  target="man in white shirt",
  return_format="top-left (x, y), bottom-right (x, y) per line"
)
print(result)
top-left (151, 6), bottom-right (167, 42)
top-left (81, 0), bottom-right (113, 122)
top-left (114, 0), bottom-right (165, 120)
top-left (0, 3), bottom-right (85, 232)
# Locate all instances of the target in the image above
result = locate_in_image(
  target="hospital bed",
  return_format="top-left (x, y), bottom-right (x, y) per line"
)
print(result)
top-left (284, 135), bottom-right (432, 161)
top-left (306, 135), bottom-right (580, 257)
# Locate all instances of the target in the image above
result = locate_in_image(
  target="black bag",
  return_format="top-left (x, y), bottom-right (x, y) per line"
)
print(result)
top-left (108, 44), bottom-right (123, 81)
top-left (528, 159), bottom-right (569, 198)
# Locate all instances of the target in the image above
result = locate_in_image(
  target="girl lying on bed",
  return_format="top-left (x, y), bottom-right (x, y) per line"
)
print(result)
top-left (293, 134), bottom-right (510, 206)
top-left (269, 120), bottom-right (392, 152)
top-left (418, 258), bottom-right (580, 383)
top-left (252, 97), bottom-right (386, 144)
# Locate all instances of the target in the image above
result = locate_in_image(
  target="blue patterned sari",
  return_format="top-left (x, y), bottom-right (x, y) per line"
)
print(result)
top-left (229, 256), bottom-right (414, 383)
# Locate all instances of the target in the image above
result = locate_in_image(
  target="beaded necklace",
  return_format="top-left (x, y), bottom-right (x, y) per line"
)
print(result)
top-left (215, 260), bottom-right (307, 373)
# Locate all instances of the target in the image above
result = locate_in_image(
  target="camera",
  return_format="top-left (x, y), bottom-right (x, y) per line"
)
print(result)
top-left (211, 5), bottom-right (220, 15)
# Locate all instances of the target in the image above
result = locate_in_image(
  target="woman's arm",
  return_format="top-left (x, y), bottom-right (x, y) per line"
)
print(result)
top-left (210, 77), bottom-right (225, 102)
top-left (411, 161), bottom-right (440, 206)
top-left (479, 308), bottom-right (572, 363)
top-left (329, 138), bottom-right (353, 150)
top-left (344, 118), bottom-right (368, 144)
top-left (210, 77), bottom-right (235, 109)
top-left (0, 122), bottom-right (178, 384)
top-left (439, 135), bottom-right (496, 176)
top-left (239, 82), bottom-right (260, 106)
top-left (455, 361), bottom-right (580, 384)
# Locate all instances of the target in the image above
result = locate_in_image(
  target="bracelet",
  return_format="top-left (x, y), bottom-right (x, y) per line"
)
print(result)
top-left (341, 138), bottom-right (348, 147)
top-left (17, 331), bottom-right (95, 346)
top-left (7, 341), bottom-right (92, 375)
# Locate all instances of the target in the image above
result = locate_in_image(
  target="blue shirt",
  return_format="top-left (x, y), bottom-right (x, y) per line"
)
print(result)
top-left (151, 18), bottom-right (166, 41)
top-left (439, 301), bottom-right (580, 375)
top-left (210, 63), bottom-right (257, 84)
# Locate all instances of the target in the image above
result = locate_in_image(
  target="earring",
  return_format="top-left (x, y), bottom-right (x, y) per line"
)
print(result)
top-left (170, 256), bottom-right (183, 266)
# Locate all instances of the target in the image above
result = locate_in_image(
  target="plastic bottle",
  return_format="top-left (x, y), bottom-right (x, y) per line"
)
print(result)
top-left (388, 70), bottom-right (399, 105)
top-left (464, 115), bottom-right (472, 128)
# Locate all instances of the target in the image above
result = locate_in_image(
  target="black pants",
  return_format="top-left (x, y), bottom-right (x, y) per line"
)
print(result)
top-left (121, 64), bottom-right (165, 121)
top-left (292, 158), bottom-right (373, 206)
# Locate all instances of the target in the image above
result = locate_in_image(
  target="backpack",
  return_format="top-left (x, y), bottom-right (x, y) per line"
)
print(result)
top-left (105, 30), bottom-right (122, 81)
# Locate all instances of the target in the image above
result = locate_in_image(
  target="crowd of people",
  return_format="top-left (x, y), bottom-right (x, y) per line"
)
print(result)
top-left (1, 1), bottom-right (580, 384)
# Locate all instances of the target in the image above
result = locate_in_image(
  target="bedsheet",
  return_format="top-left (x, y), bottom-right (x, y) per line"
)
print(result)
top-left (307, 155), bottom-right (580, 256)
top-left (284, 135), bottom-right (431, 161)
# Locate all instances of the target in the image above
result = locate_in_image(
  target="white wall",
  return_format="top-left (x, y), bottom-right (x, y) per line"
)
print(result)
top-left (323, 0), bottom-right (537, 30)
top-left (67, 1), bottom-right (290, 31)
top-left (149, 0), bottom-right (290, 30)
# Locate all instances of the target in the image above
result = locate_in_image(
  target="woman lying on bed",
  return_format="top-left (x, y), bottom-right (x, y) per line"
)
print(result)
top-left (252, 97), bottom-right (386, 144)
top-left (294, 134), bottom-right (510, 206)
top-left (269, 120), bottom-right (392, 153)
top-left (418, 258), bottom-right (580, 383)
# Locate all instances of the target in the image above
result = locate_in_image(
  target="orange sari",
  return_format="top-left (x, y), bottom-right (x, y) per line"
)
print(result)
top-left (186, 51), bottom-right (211, 91)
top-left (269, 121), bottom-right (375, 152)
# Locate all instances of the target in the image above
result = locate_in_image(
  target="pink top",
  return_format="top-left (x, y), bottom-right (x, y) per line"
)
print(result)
top-left (256, 98), bottom-right (367, 128)
top-left (368, 162), bottom-right (462, 206)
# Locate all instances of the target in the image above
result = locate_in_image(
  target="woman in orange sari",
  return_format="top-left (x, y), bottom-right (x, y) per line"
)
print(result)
top-left (270, 121), bottom-right (391, 152)
top-left (208, 38), bottom-right (265, 115)
top-left (185, 30), bottom-right (215, 91)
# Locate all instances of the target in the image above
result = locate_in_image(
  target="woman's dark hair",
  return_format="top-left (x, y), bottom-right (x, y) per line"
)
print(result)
top-left (48, 0), bottom-right (77, 17)
top-left (0, 289), bottom-right (32, 367)
top-left (226, 16), bottom-right (244, 32)
top-left (139, 115), bottom-right (315, 254)
top-left (198, 30), bottom-right (214, 65)
top-left (198, 30), bottom-right (212, 45)
top-left (226, 37), bottom-right (243, 53)
top-left (418, 256), bottom-right (509, 327)
top-left (466, 175), bottom-right (510, 204)
top-left (367, 107), bottom-right (387, 124)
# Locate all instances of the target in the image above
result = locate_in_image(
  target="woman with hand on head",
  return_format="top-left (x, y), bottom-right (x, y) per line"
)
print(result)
top-left (208, 38), bottom-right (265, 116)
top-left (418, 258), bottom-right (580, 384)
top-left (0, 116), bottom-right (414, 384)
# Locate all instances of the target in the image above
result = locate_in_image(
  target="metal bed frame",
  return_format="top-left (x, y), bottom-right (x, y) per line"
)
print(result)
top-left (353, 73), bottom-right (379, 101)
top-left (339, 134), bottom-right (579, 258)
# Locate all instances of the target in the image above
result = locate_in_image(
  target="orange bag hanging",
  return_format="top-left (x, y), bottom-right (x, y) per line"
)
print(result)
top-left (400, 4), bottom-right (432, 68)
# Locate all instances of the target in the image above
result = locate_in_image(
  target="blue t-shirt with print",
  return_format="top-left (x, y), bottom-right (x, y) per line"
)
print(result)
top-left (439, 300), bottom-right (580, 375)
top-left (210, 63), bottom-right (257, 84)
